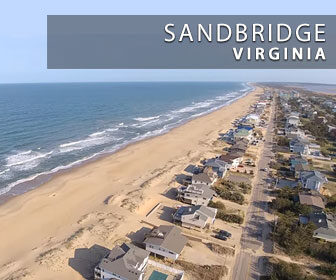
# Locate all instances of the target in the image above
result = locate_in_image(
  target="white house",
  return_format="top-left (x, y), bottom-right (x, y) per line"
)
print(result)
top-left (219, 153), bottom-right (243, 169)
top-left (244, 113), bottom-right (260, 125)
top-left (287, 115), bottom-right (300, 127)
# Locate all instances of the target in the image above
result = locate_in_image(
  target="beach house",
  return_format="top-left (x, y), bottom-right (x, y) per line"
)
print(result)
top-left (173, 205), bottom-right (217, 229)
top-left (287, 115), bottom-right (300, 127)
top-left (219, 153), bottom-right (243, 169)
top-left (176, 183), bottom-right (216, 206)
top-left (290, 155), bottom-right (308, 169)
top-left (94, 243), bottom-right (149, 280)
top-left (300, 212), bottom-right (336, 242)
top-left (300, 170), bottom-right (328, 192)
top-left (143, 225), bottom-right (187, 260)
top-left (192, 172), bottom-right (213, 186)
top-left (203, 158), bottom-right (229, 178)
top-left (233, 128), bottom-right (253, 142)
top-left (289, 138), bottom-right (310, 155)
top-left (244, 113), bottom-right (260, 125)
top-left (299, 193), bottom-right (325, 211)
top-left (228, 138), bottom-right (249, 153)
top-left (294, 163), bottom-right (311, 178)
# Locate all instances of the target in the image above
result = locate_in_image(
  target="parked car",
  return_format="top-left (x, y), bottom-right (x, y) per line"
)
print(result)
top-left (215, 233), bottom-right (227, 241)
top-left (219, 230), bottom-right (232, 238)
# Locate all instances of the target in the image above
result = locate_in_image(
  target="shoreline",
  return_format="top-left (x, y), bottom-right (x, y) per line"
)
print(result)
top-left (0, 84), bottom-right (254, 205)
top-left (0, 86), bottom-right (262, 280)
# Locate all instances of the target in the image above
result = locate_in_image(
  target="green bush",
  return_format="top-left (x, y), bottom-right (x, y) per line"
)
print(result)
top-left (216, 210), bottom-right (243, 224)
top-left (238, 182), bottom-right (252, 194)
top-left (208, 200), bottom-right (226, 210)
top-left (213, 186), bottom-right (245, 205)
top-left (269, 259), bottom-right (315, 280)
top-left (316, 264), bottom-right (336, 277)
top-left (273, 215), bottom-right (316, 256)
top-left (277, 136), bottom-right (290, 147)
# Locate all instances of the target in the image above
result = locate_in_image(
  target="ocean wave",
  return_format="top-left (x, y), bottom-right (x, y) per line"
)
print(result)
top-left (134, 115), bottom-right (161, 122)
top-left (0, 168), bottom-right (10, 176)
top-left (106, 127), bottom-right (119, 132)
top-left (131, 118), bottom-right (163, 128)
top-left (172, 100), bottom-right (216, 114)
top-left (0, 168), bottom-right (11, 180)
top-left (89, 130), bottom-right (107, 137)
top-left (59, 136), bottom-right (110, 153)
top-left (0, 84), bottom-right (254, 197)
top-left (5, 150), bottom-right (53, 168)
top-left (0, 152), bottom-right (101, 196)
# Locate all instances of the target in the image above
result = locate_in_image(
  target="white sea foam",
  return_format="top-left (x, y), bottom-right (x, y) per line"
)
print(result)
top-left (131, 118), bottom-right (162, 128)
top-left (0, 168), bottom-right (9, 176)
top-left (59, 136), bottom-right (110, 153)
top-left (106, 127), bottom-right (119, 132)
top-left (89, 130), bottom-right (107, 137)
top-left (5, 151), bottom-right (53, 169)
top-left (0, 168), bottom-right (11, 180)
top-left (134, 115), bottom-right (161, 122)
top-left (0, 84), bottom-right (253, 197)
top-left (0, 153), bottom-right (101, 196)
top-left (172, 100), bottom-right (216, 114)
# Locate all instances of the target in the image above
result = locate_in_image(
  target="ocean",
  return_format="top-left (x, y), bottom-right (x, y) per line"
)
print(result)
top-left (0, 82), bottom-right (252, 198)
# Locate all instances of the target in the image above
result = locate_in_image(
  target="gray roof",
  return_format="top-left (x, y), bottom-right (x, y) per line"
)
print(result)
top-left (229, 140), bottom-right (248, 151)
top-left (313, 214), bottom-right (336, 241)
top-left (290, 137), bottom-right (310, 146)
top-left (219, 152), bottom-right (243, 163)
top-left (301, 171), bottom-right (327, 183)
top-left (204, 158), bottom-right (227, 169)
top-left (299, 193), bottom-right (325, 209)
top-left (184, 184), bottom-right (216, 199)
top-left (192, 173), bottom-right (212, 184)
top-left (173, 205), bottom-right (217, 224)
top-left (314, 227), bottom-right (336, 241)
top-left (98, 243), bottom-right (149, 280)
top-left (308, 212), bottom-right (328, 228)
top-left (144, 225), bottom-right (187, 254)
top-left (276, 179), bottom-right (298, 189)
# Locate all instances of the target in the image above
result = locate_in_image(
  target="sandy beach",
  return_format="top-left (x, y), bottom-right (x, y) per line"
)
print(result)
top-left (0, 87), bottom-right (261, 280)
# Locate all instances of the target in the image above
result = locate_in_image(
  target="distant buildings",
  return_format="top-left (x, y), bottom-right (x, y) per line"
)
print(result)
top-left (243, 113), bottom-right (260, 125)
top-left (286, 114), bottom-right (300, 127)
top-left (143, 225), bottom-right (187, 260)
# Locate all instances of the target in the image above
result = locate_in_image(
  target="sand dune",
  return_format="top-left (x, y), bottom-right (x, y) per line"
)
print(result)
top-left (0, 87), bottom-right (261, 280)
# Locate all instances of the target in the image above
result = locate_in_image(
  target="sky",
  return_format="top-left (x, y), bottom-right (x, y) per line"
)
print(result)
top-left (1, 0), bottom-right (336, 84)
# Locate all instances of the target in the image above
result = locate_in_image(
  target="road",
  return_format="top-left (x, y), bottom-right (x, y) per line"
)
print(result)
top-left (232, 102), bottom-right (275, 280)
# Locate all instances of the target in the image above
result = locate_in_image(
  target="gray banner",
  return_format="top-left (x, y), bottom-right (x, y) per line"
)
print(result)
top-left (47, 15), bottom-right (336, 69)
